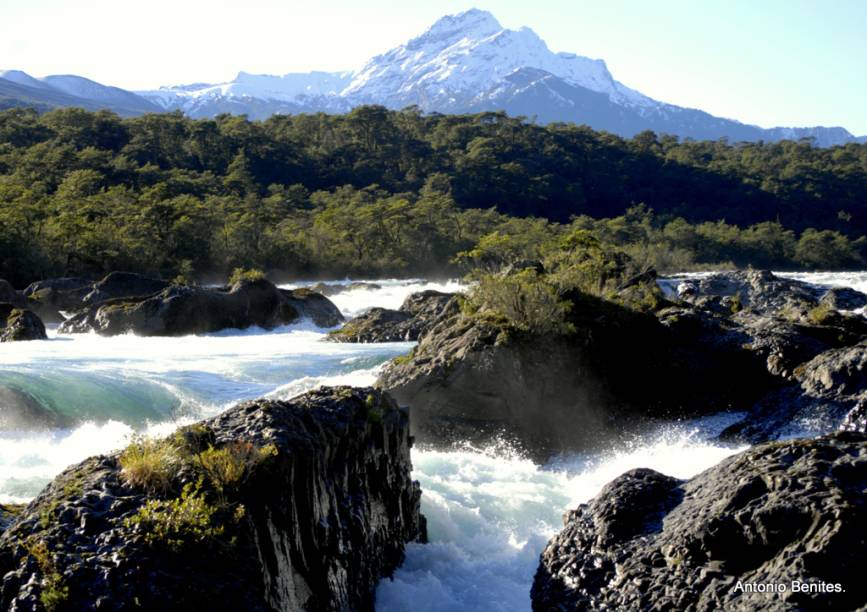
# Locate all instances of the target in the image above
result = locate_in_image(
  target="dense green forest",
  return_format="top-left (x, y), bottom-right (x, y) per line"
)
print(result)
top-left (0, 105), bottom-right (865, 286)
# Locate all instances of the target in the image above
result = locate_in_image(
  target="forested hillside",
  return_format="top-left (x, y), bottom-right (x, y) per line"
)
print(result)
top-left (1, 105), bottom-right (865, 285)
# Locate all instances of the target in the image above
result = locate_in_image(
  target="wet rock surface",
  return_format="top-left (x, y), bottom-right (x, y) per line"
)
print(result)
top-left (380, 291), bottom-right (774, 459)
top-left (0, 303), bottom-right (47, 342)
top-left (329, 290), bottom-right (454, 343)
top-left (0, 387), bottom-right (425, 611)
top-left (306, 281), bottom-right (382, 296)
top-left (58, 279), bottom-right (342, 336)
top-left (532, 432), bottom-right (867, 611)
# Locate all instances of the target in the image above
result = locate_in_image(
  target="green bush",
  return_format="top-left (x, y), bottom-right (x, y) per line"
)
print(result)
top-left (469, 270), bottom-right (573, 335)
top-left (118, 435), bottom-right (181, 494)
top-left (195, 441), bottom-right (277, 508)
top-left (228, 267), bottom-right (266, 285)
top-left (125, 481), bottom-right (223, 552)
top-left (24, 538), bottom-right (68, 611)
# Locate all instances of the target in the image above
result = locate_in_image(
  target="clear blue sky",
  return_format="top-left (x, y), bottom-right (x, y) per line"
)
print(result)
top-left (1, 0), bottom-right (865, 133)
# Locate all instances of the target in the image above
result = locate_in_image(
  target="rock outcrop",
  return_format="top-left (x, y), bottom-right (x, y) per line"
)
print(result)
top-left (307, 281), bottom-right (382, 296)
top-left (532, 432), bottom-right (867, 611)
top-left (59, 279), bottom-right (343, 336)
top-left (329, 290), bottom-right (454, 343)
top-left (0, 304), bottom-right (47, 342)
top-left (23, 277), bottom-right (93, 323)
top-left (379, 291), bottom-right (774, 458)
top-left (674, 269), bottom-right (824, 317)
top-left (81, 271), bottom-right (170, 307)
top-left (0, 387), bottom-right (425, 611)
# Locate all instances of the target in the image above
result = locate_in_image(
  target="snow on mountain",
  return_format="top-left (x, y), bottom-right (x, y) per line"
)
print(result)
top-left (341, 9), bottom-right (653, 109)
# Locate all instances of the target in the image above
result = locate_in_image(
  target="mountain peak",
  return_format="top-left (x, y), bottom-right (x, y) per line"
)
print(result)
top-left (409, 8), bottom-right (502, 48)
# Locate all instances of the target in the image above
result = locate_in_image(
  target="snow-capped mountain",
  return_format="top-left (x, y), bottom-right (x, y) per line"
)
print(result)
top-left (2, 10), bottom-right (864, 145)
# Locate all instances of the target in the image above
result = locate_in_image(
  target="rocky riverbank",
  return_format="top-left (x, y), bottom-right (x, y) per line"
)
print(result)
top-left (532, 431), bottom-right (867, 611)
top-left (0, 387), bottom-right (425, 610)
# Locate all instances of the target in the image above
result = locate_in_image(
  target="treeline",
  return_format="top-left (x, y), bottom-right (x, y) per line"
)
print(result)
top-left (0, 106), bottom-right (866, 285)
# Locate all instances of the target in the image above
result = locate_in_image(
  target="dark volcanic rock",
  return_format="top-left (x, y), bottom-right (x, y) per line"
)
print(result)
top-left (0, 304), bottom-right (47, 342)
top-left (81, 271), bottom-right (170, 306)
top-left (532, 432), bottom-right (867, 611)
top-left (820, 286), bottom-right (867, 311)
top-left (279, 287), bottom-right (344, 327)
top-left (306, 281), bottom-right (382, 296)
top-left (380, 293), bottom-right (774, 458)
top-left (796, 341), bottom-right (867, 399)
top-left (675, 269), bottom-right (822, 317)
top-left (59, 279), bottom-right (342, 336)
top-left (23, 277), bottom-right (93, 323)
top-left (0, 387), bottom-right (425, 611)
top-left (329, 290), bottom-right (455, 343)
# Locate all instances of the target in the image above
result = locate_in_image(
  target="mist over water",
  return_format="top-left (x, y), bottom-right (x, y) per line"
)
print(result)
top-left (0, 274), bottom-right (858, 610)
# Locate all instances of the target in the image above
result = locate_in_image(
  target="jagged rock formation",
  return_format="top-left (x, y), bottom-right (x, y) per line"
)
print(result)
top-left (379, 271), bottom-right (867, 456)
top-left (669, 271), bottom-right (867, 443)
top-left (58, 278), bottom-right (343, 336)
top-left (0, 387), bottom-right (425, 611)
top-left (328, 290), bottom-right (454, 343)
top-left (379, 291), bottom-right (774, 458)
top-left (532, 432), bottom-right (867, 611)
top-left (0, 303), bottom-right (47, 342)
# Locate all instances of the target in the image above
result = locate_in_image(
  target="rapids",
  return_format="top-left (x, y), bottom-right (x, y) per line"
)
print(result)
top-left (0, 273), bottom-right (859, 610)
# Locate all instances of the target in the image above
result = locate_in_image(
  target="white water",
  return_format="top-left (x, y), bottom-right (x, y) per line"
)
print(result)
top-left (1, 273), bottom-right (857, 611)
top-left (659, 270), bottom-right (867, 302)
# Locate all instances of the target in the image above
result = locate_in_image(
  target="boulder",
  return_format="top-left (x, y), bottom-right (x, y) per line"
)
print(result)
top-left (23, 277), bottom-right (93, 323)
top-left (675, 269), bottom-right (822, 317)
top-left (0, 304), bottom-right (47, 342)
top-left (306, 281), bottom-right (382, 296)
top-left (329, 290), bottom-right (455, 343)
top-left (81, 271), bottom-right (170, 306)
top-left (532, 432), bottom-right (867, 611)
top-left (279, 287), bottom-right (344, 327)
top-left (820, 286), bottom-right (867, 311)
top-left (0, 387), bottom-right (425, 611)
top-left (59, 280), bottom-right (342, 336)
top-left (795, 341), bottom-right (867, 400)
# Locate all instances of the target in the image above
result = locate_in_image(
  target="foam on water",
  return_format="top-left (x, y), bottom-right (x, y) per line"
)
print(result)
top-left (0, 274), bottom-right (860, 608)
top-left (377, 413), bottom-right (747, 612)
top-left (0, 280), bottom-right (458, 502)
top-left (281, 279), bottom-right (467, 318)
